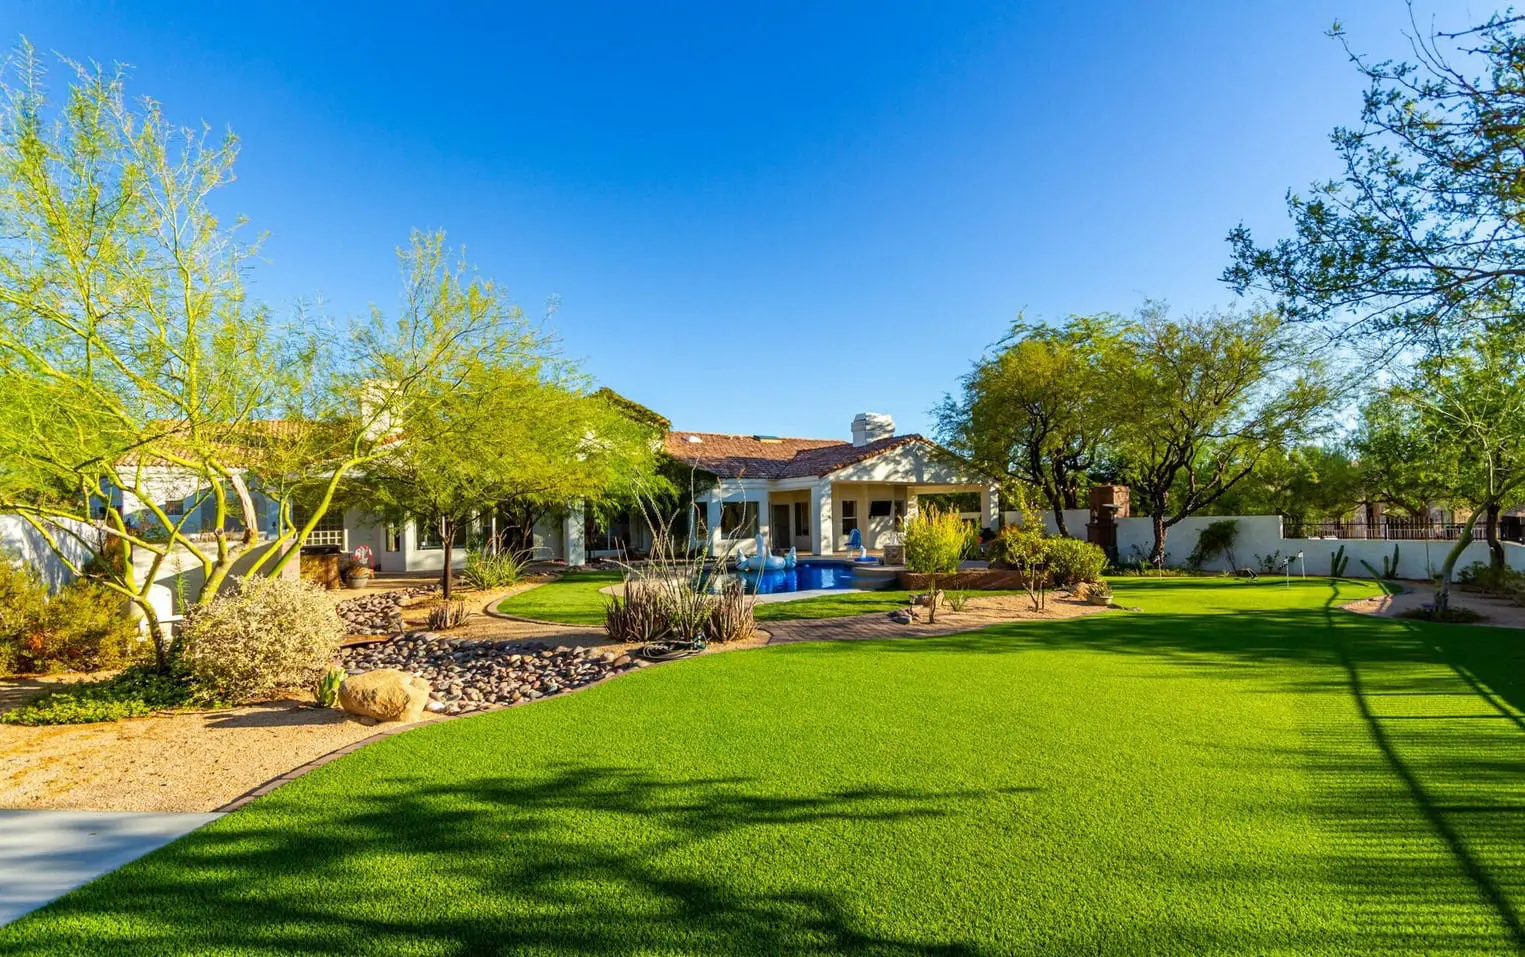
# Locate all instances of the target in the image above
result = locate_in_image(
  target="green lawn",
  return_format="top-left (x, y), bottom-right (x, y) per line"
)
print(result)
top-left (9, 577), bottom-right (1525, 955)
top-left (497, 571), bottom-right (1009, 623)
top-left (496, 570), bottom-right (623, 625)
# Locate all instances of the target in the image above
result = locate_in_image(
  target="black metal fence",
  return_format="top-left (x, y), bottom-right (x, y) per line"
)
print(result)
top-left (1284, 520), bottom-right (1472, 541)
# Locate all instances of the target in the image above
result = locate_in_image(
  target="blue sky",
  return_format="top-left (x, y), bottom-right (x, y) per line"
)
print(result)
top-left (5, 1), bottom-right (1435, 439)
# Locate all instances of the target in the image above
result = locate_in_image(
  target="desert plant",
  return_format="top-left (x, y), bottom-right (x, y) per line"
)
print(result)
top-left (603, 580), bottom-right (671, 644)
top-left (993, 524), bottom-right (1050, 611)
top-left (1359, 544), bottom-right (1402, 581)
top-left (1044, 537), bottom-right (1107, 586)
top-left (1254, 551), bottom-right (1285, 574)
top-left (1330, 544), bottom-right (1349, 577)
top-left (945, 590), bottom-right (973, 612)
top-left (903, 505), bottom-right (974, 623)
top-left (180, 577), bottom-right (345, 703)
top-left (427, 598), bottom-right (469, 630)
top-left (461, 548), bottom-right (531, 590)
top-left (314, 666), bottom-right (345, 708)
top-left (703, 579), bottom-right (756, 643)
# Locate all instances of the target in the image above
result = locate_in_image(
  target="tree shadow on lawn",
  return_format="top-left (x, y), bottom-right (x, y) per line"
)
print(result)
top-left (804, 591), bottom-right (1525, 952)
top-left (10, 765), bottom-right (1026, 956)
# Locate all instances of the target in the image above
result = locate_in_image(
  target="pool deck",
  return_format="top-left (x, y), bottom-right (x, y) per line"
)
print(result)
top-left (752, 587), bottom-right (867, 604)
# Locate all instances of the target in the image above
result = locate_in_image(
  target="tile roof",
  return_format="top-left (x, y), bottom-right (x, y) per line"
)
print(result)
top-left (663, 431), bottom-right (930, 479)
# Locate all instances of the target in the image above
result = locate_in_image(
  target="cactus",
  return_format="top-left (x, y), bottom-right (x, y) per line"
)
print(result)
top-left (1359, 545), bottom-right (1402, 580)
top-left (1330, 544), bottom-right (1348, 578)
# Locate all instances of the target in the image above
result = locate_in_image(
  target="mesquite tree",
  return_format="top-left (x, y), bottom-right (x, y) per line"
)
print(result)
top-left (936, 317), bottom-right (1120, 537)
top-left (1108, 307), bottom-right (1330, 566)
top-left (1226, 13), bottom-right (1525, 347)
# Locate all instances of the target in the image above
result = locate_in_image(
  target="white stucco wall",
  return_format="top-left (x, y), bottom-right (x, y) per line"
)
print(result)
top-left (0, 515), bottom-right (99, 592)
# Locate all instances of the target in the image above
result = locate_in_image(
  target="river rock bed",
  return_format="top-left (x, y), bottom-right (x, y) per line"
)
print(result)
top-left (335, 585), bottom-right (439, 636)
top-left (338, 632), bottom-right (637, 715)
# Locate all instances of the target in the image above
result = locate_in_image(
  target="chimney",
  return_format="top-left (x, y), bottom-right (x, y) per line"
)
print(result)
top-left (850, 412), bottom-right (895, 447)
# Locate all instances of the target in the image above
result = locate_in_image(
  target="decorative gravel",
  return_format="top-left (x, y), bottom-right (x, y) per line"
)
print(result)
top-left (338, 632), bottom-right (637, 715)
top-left (334, 586), bottom-right (438, 636)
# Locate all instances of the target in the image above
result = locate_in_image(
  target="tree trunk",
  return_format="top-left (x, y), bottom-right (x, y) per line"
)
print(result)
top-left (440, 516), bottom-right (456, 599)
top-left (1052, 503), bottom-right (1070, 538)
top-left (1484, 502), bottom-right (1505, 570)
top-left (927, 573), bottom-right (937, 624)
top-left (1435, 515), bottom-right (1478, 615)
top-left (1149, 511), bottom-right (1167, 567)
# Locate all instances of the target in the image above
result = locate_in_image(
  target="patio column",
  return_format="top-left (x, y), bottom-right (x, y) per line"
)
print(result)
top-left (980, 486), bottom-right (1000, 531)
top-left (706, 497), bottom-right (723, 557)
top-left (563, 504), bottom-right (586, 566)
top-left (811, 481), bottom-right (833, 555)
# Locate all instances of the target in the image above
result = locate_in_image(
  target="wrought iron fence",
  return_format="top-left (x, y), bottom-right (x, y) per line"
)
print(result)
top-left (1283, 520), bottom-right (1472, 541)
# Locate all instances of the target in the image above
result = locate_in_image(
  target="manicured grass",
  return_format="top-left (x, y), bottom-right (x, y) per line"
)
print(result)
top-left (498, 572), bottom-right (1009, 624)
top-left (495, 570), bottom-right (623, 625)
top-left (13, 577), bottom-right (1525, 954)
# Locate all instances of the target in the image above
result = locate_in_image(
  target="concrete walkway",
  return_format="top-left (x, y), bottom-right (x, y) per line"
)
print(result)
top-left (0, 810), bottom-right (221, 925)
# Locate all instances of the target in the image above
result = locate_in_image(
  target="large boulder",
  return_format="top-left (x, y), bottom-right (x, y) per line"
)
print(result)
top-left (339, 669), bottom-right (432, 723)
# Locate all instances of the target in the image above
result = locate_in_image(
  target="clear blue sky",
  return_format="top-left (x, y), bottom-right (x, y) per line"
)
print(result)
top-left (5, 1), bottom-right (1436, 439)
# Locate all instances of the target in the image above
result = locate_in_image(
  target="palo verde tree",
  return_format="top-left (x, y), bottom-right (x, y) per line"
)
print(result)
top-left (1108, 306), bottom-right (1330, 566)
top-left (355, 240), bottom-right (667, 598)
top-left (935, 316), bottom-right (1120, 537)
top-left (0, 50), bottom-right (526, 668)
top-left (901, 503), bottom-right (970, 624)
top-left (0, 45), bottom-right (311, 666)
top-left (1226, 12), bottom-right (1525, 347)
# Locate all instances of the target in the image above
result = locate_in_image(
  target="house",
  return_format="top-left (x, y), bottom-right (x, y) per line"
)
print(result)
top-left (665, 413), bottom-right (1000, 557)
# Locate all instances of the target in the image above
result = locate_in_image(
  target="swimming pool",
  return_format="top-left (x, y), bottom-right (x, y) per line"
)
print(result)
top-left (737, 560), bottom-right (870, 595)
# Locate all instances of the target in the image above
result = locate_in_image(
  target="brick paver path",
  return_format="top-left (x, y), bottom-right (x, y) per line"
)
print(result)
top-left (762, 613), bottom-right (990, 645)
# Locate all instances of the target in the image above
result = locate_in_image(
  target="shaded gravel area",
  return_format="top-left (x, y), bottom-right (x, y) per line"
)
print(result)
top-left (339, 632), bottom-right (641, 716)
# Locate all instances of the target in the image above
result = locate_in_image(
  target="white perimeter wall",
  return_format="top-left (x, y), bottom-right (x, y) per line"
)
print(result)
top-left (0, 515), bottom-right (98, 592)
top-left (1007, 511), bottom-right (1525, 581)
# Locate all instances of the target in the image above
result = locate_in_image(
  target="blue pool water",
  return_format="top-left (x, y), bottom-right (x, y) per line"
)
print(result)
top-left (739, 560), bottom-right (867, 595)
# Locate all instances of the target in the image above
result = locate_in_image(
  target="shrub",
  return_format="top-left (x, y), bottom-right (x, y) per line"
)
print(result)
top-left (1187, 520), bottom-right (1238, 571)
top-left (461, 549), bottom-right (530, 590)
top-left (1045, 537), bottom-right (1107, 586)
top-left (427, 598), bottom-right (468, 630)
top-left (603, 579), bottom-right (671, 644)
top-left (703, 580), bottom-right (756, 643)
top-left (181, 577), bottom-right (345, 703)
top-left (0, 562), bottom-right (142, 675)
top-left (0, 666), bottom-right (198, 725)
top-left (1077, 580), bottom-right (1113, 606)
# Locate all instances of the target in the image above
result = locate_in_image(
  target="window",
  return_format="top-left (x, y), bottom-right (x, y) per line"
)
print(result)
top-left (416, 520), bottom-right (444, 550)
top-left (295, 505), bottom-right (345, 547)
top-left (920, 491), bottom-right (980, 514)
top-left (793, 501), bottom-right (810, 540)
top-left (163, 497), bottom-right (184, 517)
top-left (720, 502), bottom-right (758, 538)
top-left (840, 500), bottom-right (858, 537)
top-left (586, 511), bottom-right (634, 551)
top-left (385, 525), bottom-right (402, 553)
top-left (868, 500), bottom-right (893, 518)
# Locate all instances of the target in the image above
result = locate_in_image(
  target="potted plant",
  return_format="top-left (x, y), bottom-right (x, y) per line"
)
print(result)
top-left (343, 556), bottom-right (373, 589)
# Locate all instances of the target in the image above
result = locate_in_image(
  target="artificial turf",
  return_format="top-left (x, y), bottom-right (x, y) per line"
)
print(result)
top-left (496, 570), bottom-right (623, 625)
top-left (8, 577), bottom-right (1525, 955)
top-left (496, 571), bottom-right (1007, 623)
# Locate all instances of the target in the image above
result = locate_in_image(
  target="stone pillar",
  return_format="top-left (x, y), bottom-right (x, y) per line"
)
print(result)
top-left (563, 504), bottom-right (587, 566)
top-left (811, 481), bottom-right (834, 555)
top-left (980, 486), bottom-right (999, 531)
